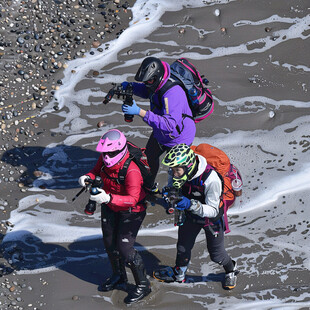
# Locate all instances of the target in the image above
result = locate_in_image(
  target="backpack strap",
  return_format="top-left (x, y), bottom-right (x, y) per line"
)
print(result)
top-left (102, 156), bottom-right (133, 185)
top-left (157, 79), bottom-right (194, 135)
top-left (117, 156), bottom-right (133, 185)
top-left (198, 165), bottom-right (228, 230)
top-left (157, 79), bottom-right (180, 109)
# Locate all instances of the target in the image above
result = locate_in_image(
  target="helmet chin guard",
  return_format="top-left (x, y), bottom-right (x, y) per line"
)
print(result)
top-left (162, 144), bottom-right (197, 188)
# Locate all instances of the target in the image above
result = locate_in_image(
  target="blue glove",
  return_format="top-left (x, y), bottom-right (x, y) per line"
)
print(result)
top-left (122, 100), bottom-right (141, 115)
top-left (121, 81), bottom-right (129, 90)
top-left (176, 196), bottom-right (191, 210)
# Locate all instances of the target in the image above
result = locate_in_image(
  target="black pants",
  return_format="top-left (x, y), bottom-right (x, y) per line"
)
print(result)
top-left (176, 215), bottom-right (234, 273)
top-left (145, 132), bottom-right (171, 186)
top-left (101, 205), bottom-right (146, 264)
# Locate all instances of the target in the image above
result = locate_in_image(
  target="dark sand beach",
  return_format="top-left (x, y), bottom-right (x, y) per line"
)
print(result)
top-left (1, 0), bottom-right (310, 309)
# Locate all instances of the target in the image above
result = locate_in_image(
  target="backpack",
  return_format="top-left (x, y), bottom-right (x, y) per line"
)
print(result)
top-left (190, 143), bottom-right (243, 233)
top-left (117, 141), bottom-right (153, 191)
top-left (158, 58), bottom-right (214, 123)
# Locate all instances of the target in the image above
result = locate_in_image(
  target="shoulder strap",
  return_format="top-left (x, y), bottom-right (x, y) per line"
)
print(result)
top-left (118, 156), bottom-right (133, 185)
top-left (157, 79), bottom-right (181, 109)
top-left (199, 165), bottom-right (225, 224)
top-left (102, 156), bottom-right (133, 185)
top-left (199, 165), bottom-right (213, 184)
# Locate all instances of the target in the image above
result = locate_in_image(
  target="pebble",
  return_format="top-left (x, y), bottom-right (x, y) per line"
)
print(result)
top-left (220, 27), bottom-right (227, 34)
top-left (17, 37), bottom-right (25, 44)
top-left (214, 9), bottom-right (220, 16)
top-left (33, 170), bottom-right (43, 177)
top-left (269, 111), bottom-right (275, 118)
top-left (97, 120), bottom-right (105, 128)
top-left (92, 41), bottom-right (100, 48)
top-left (248, 77), bottom-right (260, 84)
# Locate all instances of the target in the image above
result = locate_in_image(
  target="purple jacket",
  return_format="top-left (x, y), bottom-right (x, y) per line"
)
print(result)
top-left (132, 62), bottom-right (196, 147)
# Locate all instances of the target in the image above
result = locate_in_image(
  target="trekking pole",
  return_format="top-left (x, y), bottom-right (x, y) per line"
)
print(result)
top-left (72, 187), bottom-right (87, 202)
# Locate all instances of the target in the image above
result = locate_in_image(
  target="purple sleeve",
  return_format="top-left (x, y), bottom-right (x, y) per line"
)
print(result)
top-left (143, 85), bottom-right (190, 136)
top-left (132, 82), bottom-right (149, 99)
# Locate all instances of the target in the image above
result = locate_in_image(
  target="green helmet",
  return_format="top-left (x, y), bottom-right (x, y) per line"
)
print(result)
top-left (162, 144), bottom-right (197, 189)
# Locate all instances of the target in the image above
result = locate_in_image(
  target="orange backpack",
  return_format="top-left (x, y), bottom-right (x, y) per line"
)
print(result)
top-left (190, 144), bottom-right (243, 232)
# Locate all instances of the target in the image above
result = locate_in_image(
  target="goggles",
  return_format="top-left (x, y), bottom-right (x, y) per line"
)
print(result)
top-left (102, 150), bottom-right (121, 158)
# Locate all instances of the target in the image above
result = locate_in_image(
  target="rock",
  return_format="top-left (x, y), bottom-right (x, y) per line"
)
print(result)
top-left (33, 93), bottom-right (40, 100)
top-left (214, 9), bottom-right (220, 16)
top-left (92, 41), bottom-right (100, 48)
top-left (17, 37), bottom-right (25, 44)
top-left (33, 170), bottom-right (43, 177)
top-left (35, 44), bottom-right (41, 52)
top-left (220, 27), bottom-right (227, 34)
top-left (97, 120), bottom-right (105, 128)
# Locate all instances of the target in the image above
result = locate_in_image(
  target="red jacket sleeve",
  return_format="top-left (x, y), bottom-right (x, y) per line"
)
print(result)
top-left (109, 162), bottom-right (143, 209)
top-left (86, 156), bottom-right (103, 180)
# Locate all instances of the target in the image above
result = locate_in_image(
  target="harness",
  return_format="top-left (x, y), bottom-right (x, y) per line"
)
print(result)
top-left (182, 164), bottom-right (230, 234)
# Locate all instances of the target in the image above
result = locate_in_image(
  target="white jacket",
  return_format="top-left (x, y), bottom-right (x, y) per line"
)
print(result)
top-left (188, 155), bottom-right (222, 219)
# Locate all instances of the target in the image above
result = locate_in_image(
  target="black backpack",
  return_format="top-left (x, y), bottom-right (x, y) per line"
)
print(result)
top-left (158, 58), bottom-right (214, 123)
top-left (116, 142), bottom-right (153, 191)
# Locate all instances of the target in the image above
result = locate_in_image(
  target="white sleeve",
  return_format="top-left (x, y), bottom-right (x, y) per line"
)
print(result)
top-left (189, 170), bottom-right (221, 218)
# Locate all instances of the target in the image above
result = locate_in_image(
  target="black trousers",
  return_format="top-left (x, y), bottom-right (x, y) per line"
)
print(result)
top-left (101, 205), bottom-right (146, 264)
top-left (145, 132), bottom-right (172, 186)
top-left (176, 216), bottom-right (234, 272)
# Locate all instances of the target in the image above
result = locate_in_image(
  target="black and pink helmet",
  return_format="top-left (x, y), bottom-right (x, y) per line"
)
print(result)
top-left (96, 129), bottom-right (128, 167)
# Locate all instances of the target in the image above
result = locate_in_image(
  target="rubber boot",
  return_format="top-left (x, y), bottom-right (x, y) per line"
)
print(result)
top-left (124, 252), bottom-right (151, 304)
top-left (100, 252), bottom-right (128, 292)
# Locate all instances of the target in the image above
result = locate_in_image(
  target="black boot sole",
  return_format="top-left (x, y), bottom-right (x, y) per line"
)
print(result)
top-left (124, 288), bottom-right (151, 304)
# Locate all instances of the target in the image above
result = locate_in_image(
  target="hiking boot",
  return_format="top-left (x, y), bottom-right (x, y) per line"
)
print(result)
top-left (153, 266), bottom-right (186, 283)
top-left (223, 261), bottom-right (239, 290)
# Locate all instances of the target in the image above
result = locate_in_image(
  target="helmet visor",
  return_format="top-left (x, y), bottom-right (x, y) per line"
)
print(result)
top-left (101, 130), bottom-right (121, 141)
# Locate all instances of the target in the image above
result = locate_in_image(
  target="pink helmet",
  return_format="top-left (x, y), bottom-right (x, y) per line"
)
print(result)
top-left (96, 129), bottom-right (128, 167)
